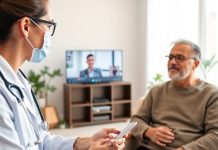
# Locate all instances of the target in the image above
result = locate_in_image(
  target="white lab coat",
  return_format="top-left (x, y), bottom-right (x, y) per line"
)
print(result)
top-left (0, 55), bottom-right (76, 150)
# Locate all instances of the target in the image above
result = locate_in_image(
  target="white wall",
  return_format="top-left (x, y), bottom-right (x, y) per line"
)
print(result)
top-left (138, 0), bottom-right (147, 96)
top-left (21, 0), bottom-right (147, 117)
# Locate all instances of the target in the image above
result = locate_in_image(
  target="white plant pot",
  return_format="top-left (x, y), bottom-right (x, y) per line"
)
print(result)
top-left (37, 98), bottom-right (46, 108)
top-left (59, 124), bottom-right (66, 129)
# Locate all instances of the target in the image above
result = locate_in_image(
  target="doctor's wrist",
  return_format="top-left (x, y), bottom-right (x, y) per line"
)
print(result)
top-left (73, 137), bottom-right (93, 150)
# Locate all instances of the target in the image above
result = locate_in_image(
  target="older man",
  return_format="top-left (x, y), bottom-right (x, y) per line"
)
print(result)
top-left (130, 40), bottom-right (218, 150)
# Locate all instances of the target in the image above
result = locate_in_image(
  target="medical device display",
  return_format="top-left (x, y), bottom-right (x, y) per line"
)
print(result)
top-left (115, 122), bottom-right (137, 139)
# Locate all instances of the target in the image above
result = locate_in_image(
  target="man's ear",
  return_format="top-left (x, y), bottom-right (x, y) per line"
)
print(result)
top-left (18, 17), bottom-right (31, 38)
top-left (193, 59), bottom-right (200, 69)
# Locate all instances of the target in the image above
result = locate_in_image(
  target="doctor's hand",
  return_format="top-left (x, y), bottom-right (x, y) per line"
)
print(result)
top-left (89, 138), bottom-right (124, 150)
top-left (91, 128), bottom-right (125, 149)
top-left (74, 128), bottom-right (125, 150)
top-left (145, 127), bottom-right (175, 147)
top-left (92, 128), bottom-right (120, 141)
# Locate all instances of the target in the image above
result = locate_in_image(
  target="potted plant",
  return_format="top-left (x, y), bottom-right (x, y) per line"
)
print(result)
top-left (146, 73), bottom-right (164, 90)
top-left (57, 118), bottom-right (67, 129)
top-left (201, 54), bottom-right (218, 80)
top-left (27, 66), bottom-right (62, 107)
top-left (28, 66), bottom-right (62, 128)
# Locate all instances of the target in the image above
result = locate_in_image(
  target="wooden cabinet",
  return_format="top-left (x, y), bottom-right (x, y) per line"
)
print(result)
top-left (64, 82), bottom-right (131, 127)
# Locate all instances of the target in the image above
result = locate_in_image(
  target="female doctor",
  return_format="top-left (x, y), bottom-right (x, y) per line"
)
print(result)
top-left (0, 0), bottom-right (124, 149)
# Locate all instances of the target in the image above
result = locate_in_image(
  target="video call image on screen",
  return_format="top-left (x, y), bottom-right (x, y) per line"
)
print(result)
top-left (66, 50), bottom-right (123, 84)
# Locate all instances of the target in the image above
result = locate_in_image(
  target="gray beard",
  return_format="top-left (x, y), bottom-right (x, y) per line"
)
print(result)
top-left (168, 68), bottom-right (192, 81)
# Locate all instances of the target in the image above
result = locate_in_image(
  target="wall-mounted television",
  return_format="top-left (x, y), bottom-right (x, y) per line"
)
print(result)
top-left (66, 50), bottom-right (123, 84)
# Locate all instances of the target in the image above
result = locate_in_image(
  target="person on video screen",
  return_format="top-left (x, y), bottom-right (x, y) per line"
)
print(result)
top-left (80, 54), bottom-right (102, 78)
top-left (111, 65), bottom-right (118, 77)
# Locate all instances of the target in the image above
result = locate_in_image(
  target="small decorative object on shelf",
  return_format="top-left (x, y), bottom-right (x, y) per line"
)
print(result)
top-left (64, 81), bottom-right (132, 127)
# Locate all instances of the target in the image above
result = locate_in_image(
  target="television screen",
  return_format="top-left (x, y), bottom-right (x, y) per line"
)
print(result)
top-left (66, 50), bottom-right (123, 84)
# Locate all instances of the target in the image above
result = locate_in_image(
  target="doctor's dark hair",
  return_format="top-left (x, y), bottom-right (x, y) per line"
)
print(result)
top-left (0, 0), bottom-right (47, 44)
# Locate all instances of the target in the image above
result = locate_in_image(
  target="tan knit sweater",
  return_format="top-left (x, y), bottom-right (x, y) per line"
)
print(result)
top-left (131, 80), bottom-right (218, 150)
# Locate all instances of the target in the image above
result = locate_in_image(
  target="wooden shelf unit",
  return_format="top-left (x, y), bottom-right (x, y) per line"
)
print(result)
top-left (64, 81), bottom-right (132, 127)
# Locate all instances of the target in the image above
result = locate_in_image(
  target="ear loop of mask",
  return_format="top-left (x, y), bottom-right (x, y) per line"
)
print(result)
top-left (26, 18), bottom-right (46, 59)
top-left (29, 18), bottom-right (46, 33)
top-left (26, 17), bottom-right (47, 46)
top-left (16, 18), bottom-right (34, 48)
top-left (26, 37), bottom-right (35, 49)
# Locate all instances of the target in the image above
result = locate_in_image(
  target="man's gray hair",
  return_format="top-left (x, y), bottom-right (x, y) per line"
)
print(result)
top-left (171, 39), bottom-right (201, 60)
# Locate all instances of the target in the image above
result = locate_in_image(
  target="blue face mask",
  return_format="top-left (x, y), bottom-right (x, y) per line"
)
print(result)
top-left (26, 32), bottom-right (51, 63)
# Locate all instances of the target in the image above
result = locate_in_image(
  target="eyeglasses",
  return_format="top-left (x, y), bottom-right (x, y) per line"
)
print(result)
top-left (166, 54), bottom-right (196, 63)
top-left (30, 17), bottom-right (57, 36)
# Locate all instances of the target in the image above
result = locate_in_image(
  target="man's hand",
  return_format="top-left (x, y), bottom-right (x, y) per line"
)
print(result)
top-left (145, 127), bottom-right (175, 147)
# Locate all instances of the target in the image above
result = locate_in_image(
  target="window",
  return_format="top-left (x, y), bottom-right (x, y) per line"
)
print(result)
top-left (203, 0), bottom-right (218, 83)
top-left (205, 0), bottom-right (218, 56)
top-left (146, 0), bottom-right (199, 82)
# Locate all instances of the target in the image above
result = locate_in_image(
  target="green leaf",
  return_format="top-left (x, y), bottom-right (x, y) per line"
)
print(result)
top-left (200, 54), bottom-right (218, 79)
top-left (146, 73), bottom-right (164, 89)
top-left (27, 66), bottom-right (62, 102)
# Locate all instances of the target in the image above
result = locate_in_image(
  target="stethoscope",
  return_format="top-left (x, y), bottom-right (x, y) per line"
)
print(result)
top-left (0, 70), bottom-right (48, 147)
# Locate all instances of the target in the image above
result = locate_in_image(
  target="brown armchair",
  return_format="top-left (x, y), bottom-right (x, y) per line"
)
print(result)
top-left (123, 134), bottom-right (140, 150)
top-left (123, 96), bottom-right (146, 150)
